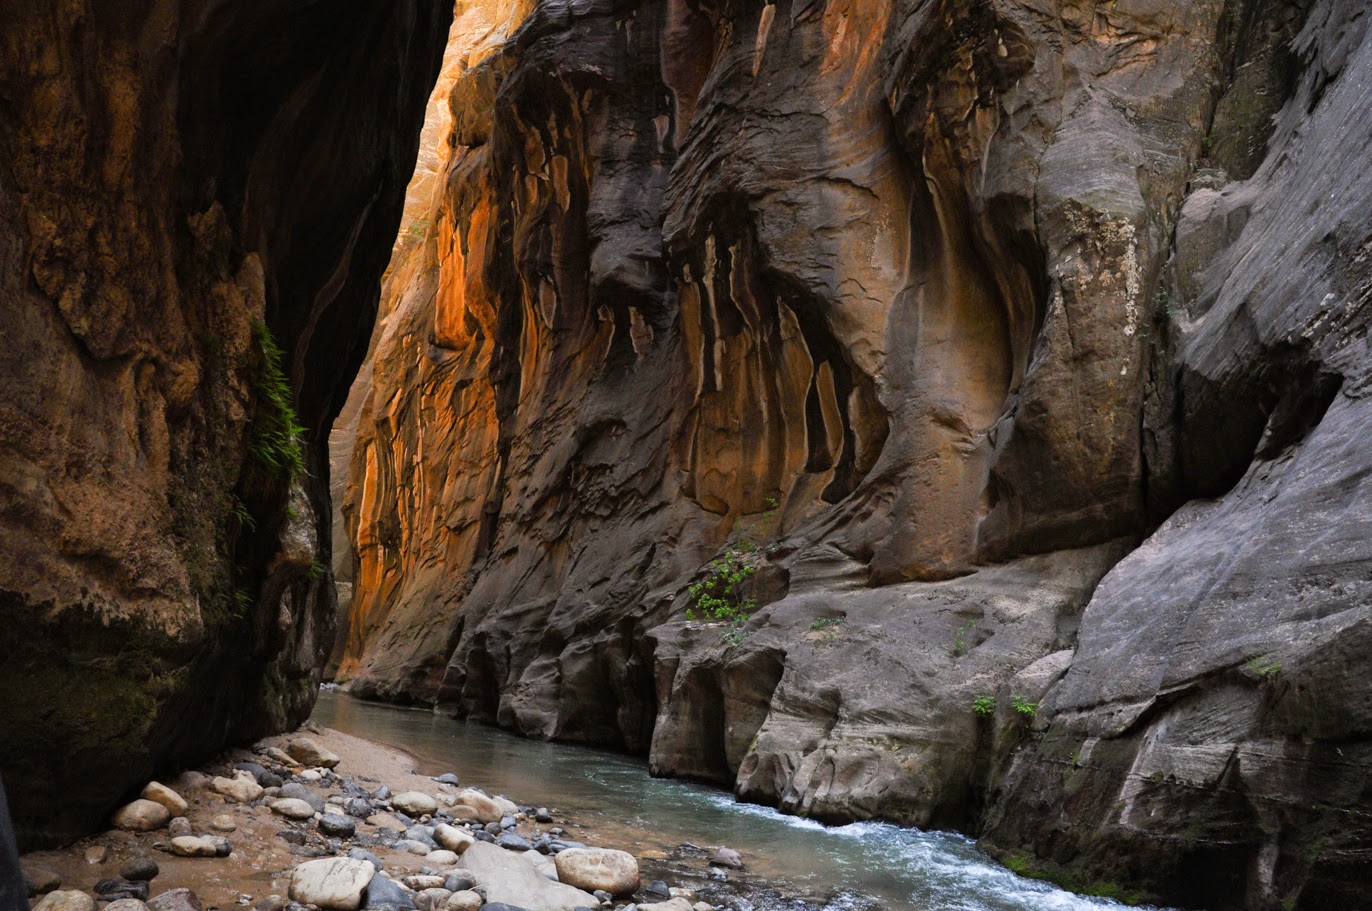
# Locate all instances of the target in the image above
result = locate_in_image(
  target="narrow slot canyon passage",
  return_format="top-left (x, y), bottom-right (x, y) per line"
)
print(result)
top-left (3, 2), bottom-right (1372, 911)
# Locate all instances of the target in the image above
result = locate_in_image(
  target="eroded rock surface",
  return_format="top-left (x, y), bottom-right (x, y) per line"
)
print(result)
top-left (0, 0), bottom-right (453, 846)
top-left (335, 0), bottom-right (1370, 907)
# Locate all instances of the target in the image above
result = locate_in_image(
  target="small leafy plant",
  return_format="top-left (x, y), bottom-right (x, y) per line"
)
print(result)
top-left (952, 620), bottom-right (977, 658)
top-left (722, 625), bottom-right (749, 648)
top-left (248, 321), bottom-right (307, 482)
top-left (686, 550), bottom-right (757, 623)
top-left (810, 617), bottom-right (844, 631)
top-left (1247, 657), bottom-right (1283, 678)
top-left (1010, 695), bottom-right (1038, 718)
top-left (972, 695), bottom-right (996, 716)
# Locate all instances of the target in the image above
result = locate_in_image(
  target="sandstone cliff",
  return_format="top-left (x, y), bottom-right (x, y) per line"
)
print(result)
top-left (340, 1), bottom-right (1370, 907)
top-left (0, 0), bottom-right (452, 847)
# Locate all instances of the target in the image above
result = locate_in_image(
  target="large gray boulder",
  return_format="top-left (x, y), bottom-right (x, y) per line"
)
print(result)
top-left (460, 842), bottom-right (596, 911)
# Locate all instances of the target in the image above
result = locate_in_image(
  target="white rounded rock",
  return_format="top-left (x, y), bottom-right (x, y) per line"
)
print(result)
top-left (271, 797), bottom-right (317, 820)
top-left (391, 791), bottom-right (438, 816)
top-left (33, 891), bottom-right (97, 911)
top-left (289, 857), bottom-right (376, 911)
top-left (169, 836), bottom-right (218, 858)
top-left (432, 824), bottom-right (474, 853)
top-left (211, 771), bottom-right (264, 804)
top-left (444, 892), bottom-right (482, 911)
top-left (450, 790), bottom-right (501, 823)
top-left (111, 799), bottom-right (171, 832)
top-left (287, 737), bottom-right (340, 769)
top-left (141, 782), bottom-right (189, 817)
top-left (553, 847), bottom-right (640, 896)
top-left (425, 850), bottom-right (459, 866)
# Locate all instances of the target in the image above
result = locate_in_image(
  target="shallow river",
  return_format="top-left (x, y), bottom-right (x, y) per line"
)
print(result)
top-left (311, 690), bottom-right (1161, 911)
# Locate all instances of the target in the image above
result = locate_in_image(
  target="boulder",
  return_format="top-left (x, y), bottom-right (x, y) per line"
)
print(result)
top-left (391, 792), bottom-right (437, 817)
top-left (287, 737), bottom-right (341, 769)
top-left (272, 798), bottom-right (318, 820)
top-left (553, 848), bottom-right (640, 896)
top-left (289, 858), bottom-right (377, 911)
top-left (140, 783), bottom-right (189, 817)
top-left (112, 799), bottom-right (171, 832)
top-left (460, 841), bottom-right (596, 911)
top-left (34, 891), bottom-right (97, 911)
top-left (212, 771), bottom-right (264, 804)
top-left (432, 824), bottom-right (474, 854)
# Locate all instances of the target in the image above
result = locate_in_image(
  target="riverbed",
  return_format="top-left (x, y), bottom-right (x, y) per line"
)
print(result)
top-left (311, 690), bottom-right (1165, 911)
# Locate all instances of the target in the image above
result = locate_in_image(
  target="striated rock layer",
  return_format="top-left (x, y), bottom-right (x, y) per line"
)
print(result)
top-left (0, 0), bottom-right (453, 846)
top-left (341, 0), bottom-right (1371, 907)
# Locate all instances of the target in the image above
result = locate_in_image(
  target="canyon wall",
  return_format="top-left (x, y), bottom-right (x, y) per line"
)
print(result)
top-left (0, 0), bottom-right (453, 846)
top-left (340, 0), bottom-right (1371, 907)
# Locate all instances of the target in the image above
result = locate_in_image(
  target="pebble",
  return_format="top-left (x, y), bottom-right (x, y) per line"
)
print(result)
top-left (169, 816), bottom-right (193, 838)
top-left (441, 872), bottom-right (474, 893)
top-left (84, 845), bottom-right (109, 865)
top-left (141, 782), bottom-right (189, 817)
top-left (644, 880), bottom-right (671, 900)
top-left (403, 876), bottom-right (447, 891)
top-left (95, 878), bottom-right (151, 901)
top-left (120, 857), bottom-right (160, 882)
top-left (113, 799), bottom-right (172, 832)
top-left (534, 807), bottom-right (552, 822)
top-left (106, 900), bottom-right (150, 911)
top-left (344, 797), bottom-right (374, 819)
top-left (211, 814), bottom-right (238, 832)
top-left (372, 785), bottom-right (392, 801)
top-left (279, 830), bottom-right (308, 845)
top-left (394, 839), bottom-right (431, 856)
top-left (496, 832), bottom-right (532, 851)
top-left (255, 897), bottom-right (286, 911)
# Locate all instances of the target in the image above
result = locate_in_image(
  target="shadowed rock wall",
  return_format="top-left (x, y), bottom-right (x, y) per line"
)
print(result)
top-left (0, 0), bottom-right (452, 847)
top-left (341, 1), bottom-right (1371, 907)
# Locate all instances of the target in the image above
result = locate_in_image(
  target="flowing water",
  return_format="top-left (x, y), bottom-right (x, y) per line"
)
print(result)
top-left (311, 690), bottom-right (1163, 911)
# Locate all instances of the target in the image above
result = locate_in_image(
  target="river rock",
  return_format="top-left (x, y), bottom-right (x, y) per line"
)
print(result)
top-left (362, 875), bottom-right (414, 911)
top-left (141, 782), bottom-right (189, 817)
top-left (211, 814), bottom-right (237, 832)
top-left (287, 737), bottom-right (341, 769)
top-left (34, 891), bottom-right (97, 911)
top-left (22, 858), bottom-right (61, 895)
top-left (432, 824), bottom-right (474, 853)
top-left (290, 858), bottom-right (377, 911)
top-left (637, 901), bottom-right (693, 911)
top-left (442, 892), bottom-right (481, 911)
top-left (349, 848), bottom-right (384, 871)
top-left (120, 858), bottom-right (159, 882)
top-left (391, 792), bottom-right (437, 816)
top-left (441, 873), bottom-right (474, 893)
top-left (85, 845), bottom-right (109, 865)
top-left (106, 900), bottom-right (149, 911)
top-left (451, 791), bottom-right (503, 824)
top-left (168, 816), bottom-right (192, 837)
top-left (112, 799), bottom-right (172, 832)
top-left (433, 774), bottom-right (460, 786)
top-left (95, 879), bottom-right (151, 901)
top-left (461, 841), bottom-right (596, 911)
top-left (643, 881), bottom-right (670, 900)
top-left (709, 848), bottom-right (742, 869)
top-left (255, 897), bottom-right (285, 911)
top-left (496, 832), bottom-right (531, 852)
top-left (320, 813), bottom-right (358, 837)
top-left (272, 798), bottom-right (318, 820)
top-left (280, 782), bottom-right (326, 812)
top-left (425, 850), bottom-right (459, 866)
top-left (169, 836), bottom-right (218, 857)
top-left (345, 797), bottom-right (374, 818)
top-left (212, 771), bottom-right (264, 804)
top-left (394, 840), bottom-right (431, 856)
top-left (411, 889), bottom-right (450, 911)
top-left (147, 888), bottom-right (203, 911)
top-left (553, 848), bottom-right (639, 896)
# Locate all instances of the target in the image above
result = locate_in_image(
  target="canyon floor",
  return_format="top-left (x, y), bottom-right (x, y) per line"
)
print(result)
top-left (18, 724), bottom-right (755, 911)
